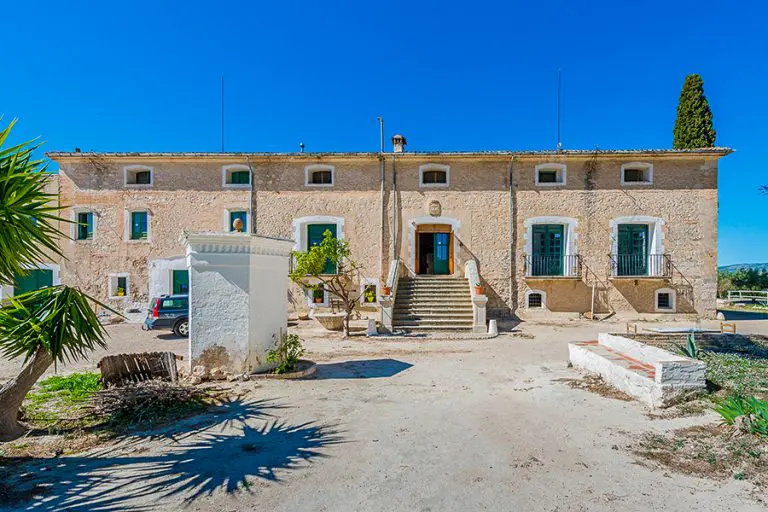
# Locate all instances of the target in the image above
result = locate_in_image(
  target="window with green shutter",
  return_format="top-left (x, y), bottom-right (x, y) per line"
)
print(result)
top-left (130, 211), bottom-right (148, 240)
top-left (228, 170), bottom-right (250, 185)
top-left (307, 224), bottom-right (337, 274)
top-left (77, 212), bottom-right (94, 240)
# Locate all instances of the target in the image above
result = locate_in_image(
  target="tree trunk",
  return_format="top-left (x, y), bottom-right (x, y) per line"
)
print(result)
top-left (0, 347), bottom-right (53, 441)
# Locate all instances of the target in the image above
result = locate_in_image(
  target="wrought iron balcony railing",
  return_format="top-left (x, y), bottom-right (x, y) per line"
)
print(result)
top-left (609, 253), bottom-right (671, 278)
top-left (524, 255), bottom-right (582, 278)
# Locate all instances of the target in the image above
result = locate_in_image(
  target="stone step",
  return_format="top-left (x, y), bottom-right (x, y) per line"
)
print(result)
top-left (392, 323), bottom-right (473, 331)
top-left (394, 306), bottom-right (474, 313)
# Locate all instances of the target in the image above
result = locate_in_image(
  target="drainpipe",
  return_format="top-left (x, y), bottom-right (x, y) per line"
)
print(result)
top-left (391, 155), bottom-right (397, 264)
top-left (246, 155), bottom-right (256, 234)
top-left (508, 156), bottom-right (515, 315)
top-left (378, 117), bottom-right (385, 281)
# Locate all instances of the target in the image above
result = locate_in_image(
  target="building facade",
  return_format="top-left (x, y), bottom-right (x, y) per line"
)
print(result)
top-left (46, 145), bottom-right (729, 321)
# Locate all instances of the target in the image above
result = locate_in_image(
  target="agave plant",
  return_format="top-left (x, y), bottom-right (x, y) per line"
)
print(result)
top-left (0, 119), bottom-right (109, 440)
top-left (676, 333), bottom-right (700, 360)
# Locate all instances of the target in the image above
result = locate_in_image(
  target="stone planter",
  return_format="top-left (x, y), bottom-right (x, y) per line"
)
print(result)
top-left (314, 312), bottom-right (345, 331)
top-left (252, 359), bottom-right (317, 380)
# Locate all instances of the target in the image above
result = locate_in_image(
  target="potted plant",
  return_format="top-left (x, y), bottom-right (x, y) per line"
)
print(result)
top-left (474, 282), bottom-right (484, 295)
top-left (364, 287), bottom-right (376, 303)
top-left (381, 285), bottom-right (391, 296)
top-left (117, 287), bottom-right (125, 297)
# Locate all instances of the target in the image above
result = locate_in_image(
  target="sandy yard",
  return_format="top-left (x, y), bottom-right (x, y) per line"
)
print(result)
top-left (2, 317), bottom-right (767, 511)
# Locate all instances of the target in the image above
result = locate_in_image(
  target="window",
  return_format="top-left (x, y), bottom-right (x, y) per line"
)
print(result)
top-left (108, 274), bottom-right (130, 299)
top-left (76, 212), bottom-right (94, 240)
top-left (535, 163), bottom-right (566, 186)
top-left (130, 211), bottom-right (149, 240)
top-left (222, 165), bottom-right (251, 187)
top-left (160, 296), bottom-right (188, 310)
top-left (125, 166), bottom-right (153, 186)
top-left (307, 224), bottom-right (337, 274)
top-left (361, 279), bottom-right (378, 304)
top-left (228, 211), bottom-right (248, 232)
top-left (621, 163), bottom-right (653, 185)
top-left (172, 269), bottom-right (189, 294)
top-left (528, 292), bottom-right (543, 308)
top-left (419, 164), bottom-right (450, 188)
top-left (304, 165), bottom-right (335, 187)
top-left (655, 288), bottom-right (676, 312)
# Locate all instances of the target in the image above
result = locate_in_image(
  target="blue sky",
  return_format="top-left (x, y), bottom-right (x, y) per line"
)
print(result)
top-left (3, 0), bottom-right (765, 265)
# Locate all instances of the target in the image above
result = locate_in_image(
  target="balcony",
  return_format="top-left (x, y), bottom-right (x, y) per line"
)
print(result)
top-left (524, 255), bottom-right (582, 278)
top-left (609, 254), bottom-right (671, 278)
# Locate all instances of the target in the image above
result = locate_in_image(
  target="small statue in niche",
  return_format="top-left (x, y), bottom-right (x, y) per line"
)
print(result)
top-left (428, 200), bottom-right (441, 217)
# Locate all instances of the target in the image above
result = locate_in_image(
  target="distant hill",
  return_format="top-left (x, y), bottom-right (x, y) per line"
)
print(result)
top-left (719, 263), bottom-right (768, 274)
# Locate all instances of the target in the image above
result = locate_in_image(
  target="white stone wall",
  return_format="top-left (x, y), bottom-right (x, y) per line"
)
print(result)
top-left (186, 233), bottom-right (294, 374)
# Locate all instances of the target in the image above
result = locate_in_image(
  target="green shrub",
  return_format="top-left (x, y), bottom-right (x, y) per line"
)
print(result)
top-left (267, 331), bottom-right (305, 374)
top-left (714, 395), bottom-right (768, 437)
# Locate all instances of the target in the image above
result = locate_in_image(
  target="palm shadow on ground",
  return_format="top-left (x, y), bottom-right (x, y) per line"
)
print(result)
top-left (3, 398), bottom-right (345, 511)
top-left (313, 359), bottom-right (413, 379)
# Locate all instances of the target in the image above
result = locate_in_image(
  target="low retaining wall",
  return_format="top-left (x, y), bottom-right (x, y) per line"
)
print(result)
top-left (569, 333), bottom-right (706, 408)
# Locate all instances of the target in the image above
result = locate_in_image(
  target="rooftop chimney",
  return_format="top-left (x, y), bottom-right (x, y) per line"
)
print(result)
top-left (392, 134), bottom-right (407, 153)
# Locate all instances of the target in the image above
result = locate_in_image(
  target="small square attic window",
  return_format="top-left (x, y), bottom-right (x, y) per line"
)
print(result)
top-left (535, 164), bottom-right (566, 186)
top-left (305, 165), bottom-right (335, 187)
top-left (621, 163), bottom-right (653, 185)
top-left (125, 166), bottom-right (153, 186)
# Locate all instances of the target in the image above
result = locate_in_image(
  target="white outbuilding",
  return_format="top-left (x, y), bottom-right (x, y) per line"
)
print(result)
top-left (184, 232), bottom-right (294, 374)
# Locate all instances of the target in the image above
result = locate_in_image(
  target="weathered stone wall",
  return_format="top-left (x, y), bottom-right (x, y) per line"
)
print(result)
top-left (50, 151), bottom-right (722, 320)
top-left (513, 156), bottom-right (719, 318)
top-left (56, 159), bottom-right (250, 309)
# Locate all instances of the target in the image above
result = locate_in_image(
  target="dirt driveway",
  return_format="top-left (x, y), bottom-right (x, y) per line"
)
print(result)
top-left (3, 318), bottom-right (767, 511)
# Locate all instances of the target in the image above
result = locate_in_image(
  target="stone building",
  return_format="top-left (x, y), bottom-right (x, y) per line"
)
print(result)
top-left (45, 142), bottom-right (730, 328)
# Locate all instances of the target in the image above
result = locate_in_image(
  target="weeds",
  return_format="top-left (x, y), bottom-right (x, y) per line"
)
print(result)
top-left (713, 395), bottom-right (768, 437)
top-left (23, 372), bottom-right (103, 428)
top-left (267, 330), bottom-right (305, 374)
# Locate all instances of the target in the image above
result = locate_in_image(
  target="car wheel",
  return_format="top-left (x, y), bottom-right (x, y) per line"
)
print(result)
top-left (174, 319), bottom-right (189, 337)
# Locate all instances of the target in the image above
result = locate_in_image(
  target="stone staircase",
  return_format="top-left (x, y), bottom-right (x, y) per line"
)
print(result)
top-left (393, 276), bottom-right (473, 331)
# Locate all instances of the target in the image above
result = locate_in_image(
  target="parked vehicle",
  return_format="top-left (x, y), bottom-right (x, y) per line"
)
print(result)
top-left (144, 294), bottom-right (189, 337)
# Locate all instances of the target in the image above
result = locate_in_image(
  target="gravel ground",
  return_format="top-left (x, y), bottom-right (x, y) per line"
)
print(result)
top-left (2, 318), bottom-right (768, 511)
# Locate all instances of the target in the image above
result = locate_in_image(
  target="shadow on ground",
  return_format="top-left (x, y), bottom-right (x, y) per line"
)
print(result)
top-left (2, 398), bottom-right (344, 511)
top-left (314, 359), bottom-right (413, 379)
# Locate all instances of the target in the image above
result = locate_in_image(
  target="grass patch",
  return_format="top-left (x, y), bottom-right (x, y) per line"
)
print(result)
top-left (22, 372), bottom-right (103, 429)
top-left (703, 352), bottom-right (768, 398)
top-left (633, 424), bottom-right (768, 487)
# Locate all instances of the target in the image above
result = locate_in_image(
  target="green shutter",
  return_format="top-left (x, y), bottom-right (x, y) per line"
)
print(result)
top-left (307, 224), bottom-right (337, 274)
top-left (617, 224), bottom-right (649, 275)
top-left (131, 212), bottom-right (148, 240)
top-left (172, 270), bottom-right (189, 294)
top-left (230, 170), bottom-right (250, 184)
top-left (531, 225), bottom-right (564, 276)
top-left (14, 269), bottom-right (53, 295)
top-left (77, 212), bottom-right (93, 240)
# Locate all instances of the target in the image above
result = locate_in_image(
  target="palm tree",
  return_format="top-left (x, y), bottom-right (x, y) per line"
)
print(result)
top-left (0, 119), bottom-right (108, 440)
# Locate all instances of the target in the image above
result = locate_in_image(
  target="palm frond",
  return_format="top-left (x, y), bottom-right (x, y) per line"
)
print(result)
top-left (0, 286), bottom-right (111, 364)
top-left (0, 119), bottom-right (66, 286)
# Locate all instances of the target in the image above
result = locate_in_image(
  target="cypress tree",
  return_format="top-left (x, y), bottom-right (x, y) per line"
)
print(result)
top-left (673, 74), bottom-right (716, 149)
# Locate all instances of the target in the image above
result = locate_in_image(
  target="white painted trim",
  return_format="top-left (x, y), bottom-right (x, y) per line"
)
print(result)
top-left (655, 288), bottom-right (677, 312)
top-left (535, 163), bottom-right (567, 187)
top-left (124, 165), bottom-right (153, 188)
top-left (525, 289), bottom-right (547, 310)
top-left (108, 272), bottom-right (130, 300)
top-left (407, 216), bottom-right (461, 277)
top-left (221, 164), bottom-right (251, 189)
top-left (292, 216), bottom-right (346, 252)
top-left (360, 277), bottom-right (379, 304)
top-left (304, 164), bottom-right (335, 187)
top-left (621, 162), bottom-right (653, 186)
top-left (223, 208), bottom-right (251, 232)
top-left (70, 208), bottom-right (98, 242)
top-left (124, 208), bottom-right (152, 242)
top-left (418, 164), bottom-right (450, 188)
top-left (522, 216), bottom-right (579, 259)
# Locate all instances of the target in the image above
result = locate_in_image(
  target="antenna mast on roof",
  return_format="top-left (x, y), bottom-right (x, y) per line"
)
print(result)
top-left (220, 75), bottom-right (225, 152)
top-left (557, 69), bottom-right (562, 151)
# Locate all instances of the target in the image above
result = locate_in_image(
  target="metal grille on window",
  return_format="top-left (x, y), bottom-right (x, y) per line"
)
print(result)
top-left (423, 170), bottom-right (446, 184)
top-left (624, 168), bottom-right (646, 182)
top-left (657, 292), bottom-right (671, 309)
top-left (528, 293), bottom-right (543, 308)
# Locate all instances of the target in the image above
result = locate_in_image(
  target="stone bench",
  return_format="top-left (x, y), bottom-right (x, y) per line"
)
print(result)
top-left (568, 333), bottom-right (706, 408)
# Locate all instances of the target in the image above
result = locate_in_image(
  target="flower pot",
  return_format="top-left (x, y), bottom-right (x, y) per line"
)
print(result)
top-left (314, 297), bottom-right (323, 304)
top-left (474, 286), bottom-right (484, 295)
top-left (381, 286), bottom-right (392, 296)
